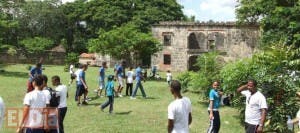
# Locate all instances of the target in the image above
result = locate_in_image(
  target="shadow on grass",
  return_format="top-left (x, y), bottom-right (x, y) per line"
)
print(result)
top-left (0, 71), bottom-right (28, 78)
top-left (114, 111), bottom-right (132, 115)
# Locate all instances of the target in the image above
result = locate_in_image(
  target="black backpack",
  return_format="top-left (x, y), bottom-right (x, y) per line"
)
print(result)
top-left (46, 87), bottom-right (60, 107)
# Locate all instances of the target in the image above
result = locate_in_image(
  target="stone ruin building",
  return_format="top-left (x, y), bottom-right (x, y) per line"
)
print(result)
top-left (151, 21), bottom-right (260, 72)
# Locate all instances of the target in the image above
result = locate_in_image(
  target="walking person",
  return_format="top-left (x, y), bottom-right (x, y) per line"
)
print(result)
top-left (126, 67), bottom-right (134, 96)
top-left (166, 70), bottom-right (172, 86)
top-left (68, 64), bottom-right (76, 86)
top-left (17, 75), bottom-right (48, 133)
top-left (76, 64), bottom-right (89, 105)
top-left (52, 76), bottom-right (68, 133)
top-left (115, 61), bottom-right (126, 97)
top-left (131, 64), bottom-right (147, 99)
top-left (168, 80), bottom-right (192, 133)
top-left (237, 79), bottom-right (267, 133)
top-left (207, 81), bottom-right (223, 133)
top-left (100, 75), bottom-right (115, 114)
top-left (95, 62), bottom-right (107, 97)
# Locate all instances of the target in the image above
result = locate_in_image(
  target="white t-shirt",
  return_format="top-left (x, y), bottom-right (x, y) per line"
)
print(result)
top-left (69, 65), bottom-right (74, 74)
top-left (55, 85), bottom-right (68, 108)
top-left (75, 69), bottom-right (82, 82)
top-left (168, 97), bottom-right (192, 133)
top-left (126, 71), bottom-right (134, 83)
top-left (166, 73), bottom-right (172, 81)
top-left (42, 89), bottom-right (51, 105)
top-left (23, 90), bottom-right (47, 128)
top-left (0, 97), bottom-right (4, 130)
top-left (241, 90), bottom-right (268, 125)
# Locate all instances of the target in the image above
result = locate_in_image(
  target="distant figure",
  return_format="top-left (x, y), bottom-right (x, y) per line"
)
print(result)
top-left (151, 65), bottom-right (157, 78)
top-left (76, 64), bottom-right (89, 106)
top-left (113, 63), bottom-right (119, 72)
top-left (126, 67), bottom-right (134, 96)
top-left (95, 62), bottom-right (107, 97)
top-left (237, 79), bottom-right (267, 133)
top-left (27, 63), bottom-right (42, 92)
top-left (69, 64), bottom-right (76, 86)
top-left (100, 75), bottom-right (115, 114)
top-left (168, 80), bottom-right (192, 133)
top-left (115, 61), bottom-right (126, 97)
top-left (131, 64), bottom-right (147, 99)
top-left (166, 70), bottom-right (172, 86)
top-left (0, 97), bottom-right (4, 131)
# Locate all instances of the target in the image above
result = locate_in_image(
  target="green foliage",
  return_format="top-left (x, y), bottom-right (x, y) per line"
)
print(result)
top-left (220, 44), bottom-right (300, 132)
top-left (65, 52), bottom-right (79, 65)
top-left (20, 37), bottom-right (54, 54)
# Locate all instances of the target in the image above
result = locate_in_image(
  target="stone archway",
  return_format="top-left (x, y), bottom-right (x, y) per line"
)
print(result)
top-left (207, 32), bottom-right (225, 50)
top-left (188, 32), bottom-right (206, 49)
top-left (188, 55), bottom-right (200, 71)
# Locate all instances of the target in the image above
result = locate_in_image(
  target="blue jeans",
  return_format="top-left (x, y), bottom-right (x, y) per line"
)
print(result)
top-left (101, 96), bottom-right (114, 113)
top-left (131, 80), bottom-right (146, 97)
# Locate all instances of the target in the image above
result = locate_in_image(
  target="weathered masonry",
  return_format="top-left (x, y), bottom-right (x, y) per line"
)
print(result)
top-left (151, 21), bottom-right (260, 72)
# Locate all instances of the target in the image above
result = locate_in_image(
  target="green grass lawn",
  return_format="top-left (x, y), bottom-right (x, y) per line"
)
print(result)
top-left (0, 64), bottom-right (244, 133)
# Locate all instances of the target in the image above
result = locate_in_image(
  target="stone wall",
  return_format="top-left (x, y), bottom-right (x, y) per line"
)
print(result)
top-left (151, 21), bottom-right (260, 72)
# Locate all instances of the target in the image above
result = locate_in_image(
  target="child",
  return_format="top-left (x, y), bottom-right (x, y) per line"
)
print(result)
top-left (100, 75), bottom-right (115, 114)
top-left (166, 70), bottom-right (172, 85)
top-left (126, 67), bottom-right (134, 96)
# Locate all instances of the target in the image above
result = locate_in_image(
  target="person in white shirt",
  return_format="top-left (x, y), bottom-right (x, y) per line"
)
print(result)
top-left (166, 70), bottom-right (172, 86)
top-left (52, 75), bottom-right (68, 133)
top-left (126, 67), bottom-right (134, 96)
top-left (168, 80), bottom-right (192, 133)
top-left (0, 96), bottom-right (4, 131)
top-left (237, 79), bottom-right (267, 133)
top-left (17, 75), bottom-right (48, 133)
top-left (69, 64), bottom-right (76, 85)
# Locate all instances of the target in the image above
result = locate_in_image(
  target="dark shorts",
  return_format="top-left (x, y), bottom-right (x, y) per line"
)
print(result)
top-left (70, 74), bottom-right (76, 80)
top-left (76, 84), bottom-right (86, 96)
top-left (245, 122), bottom-right (258, 133)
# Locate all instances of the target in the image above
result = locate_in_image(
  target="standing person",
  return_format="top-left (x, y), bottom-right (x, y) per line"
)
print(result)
top-left (166, 70), bottom-right (172, 86)
top-left (0, 97), bottom-right (4, 131)
top-left (17, 75), bottom-right (48, 133)
top-left (151, 65), bottom-right (157, 78)
top-left (126, 67), bottom-right (134, 96)
top-left (52, 76), bottom-right (68, 133)
top-left (95, 62), bottom-right (107, 97)
top-left (27, 63), bottom-right (42, 92)
top-left (74, 64), bottom-right (82, 101)
top-left (41, 75), bottom-right (51, 107)
top-left (115, 61), bottom-right (125, 97)
top-left (237, 79), bottom-right (268, 133)
top-left (100, 75), bottom-right (115, 114)
top-left (168, 80), bottom-right (192, 133)
top-left (76, 64), bottom-right (89, 105)
top-left (68, 64), bottom-right (76, 86)
top-left (131, 64), bottom-right (147, 99)
top-left (207, 81), bottom-right (223, 133)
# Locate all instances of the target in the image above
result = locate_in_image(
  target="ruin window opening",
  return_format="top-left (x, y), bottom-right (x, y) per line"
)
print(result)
top-left (163, 54), bottom-right (171, 65)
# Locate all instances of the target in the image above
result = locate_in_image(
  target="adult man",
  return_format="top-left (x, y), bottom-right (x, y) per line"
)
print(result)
top-left (115, 61), bottom-right (125, 97)
top-left (237, 79), bottom-right (267, 133)
top-left (27, 63), bottom-right (42, 92)
top-left (76, 64), bottom-right (88, 105)
top-left (131, 64), bottom-right (147, 99)
top-left (207, 81), bottom-right (223, 133)
top-left (168, 80), bottom-right (192, 133)
top-left (52, 76), bottom-right (68, 133)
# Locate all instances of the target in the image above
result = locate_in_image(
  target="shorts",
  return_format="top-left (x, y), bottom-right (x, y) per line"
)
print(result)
top-left (76, 84), bottom-right (86, 96)
top-left (118, 76), bottom-right (123, 87)
top-left (70, 73), bottom-right (76, 80)
top-left (27, 80), bottom-right (34, 92)
top-left (99, 80), bottom-right (105, 90)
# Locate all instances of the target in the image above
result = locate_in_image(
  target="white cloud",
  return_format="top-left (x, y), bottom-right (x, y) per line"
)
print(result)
top-left (198, 0), bottom-right (238, 21)
top-left (183, 9), bottom-right (197, 17)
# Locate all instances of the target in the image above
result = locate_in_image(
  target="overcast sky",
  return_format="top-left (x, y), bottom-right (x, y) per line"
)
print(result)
top-left (62, 0), bottom-right (238, 21)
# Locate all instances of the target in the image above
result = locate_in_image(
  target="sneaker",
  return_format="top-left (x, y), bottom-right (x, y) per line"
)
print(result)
top-left (85, 97), bottom-right (92, 101)
top-left (130, 97), bottom-right (136, 100)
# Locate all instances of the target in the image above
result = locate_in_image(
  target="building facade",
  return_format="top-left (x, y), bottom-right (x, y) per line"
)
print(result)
top-left (151, 21), bottom-right (260, 72)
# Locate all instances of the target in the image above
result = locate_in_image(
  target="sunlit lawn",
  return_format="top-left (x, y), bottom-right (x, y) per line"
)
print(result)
top-left (0, 64), bottom-right (243, 133)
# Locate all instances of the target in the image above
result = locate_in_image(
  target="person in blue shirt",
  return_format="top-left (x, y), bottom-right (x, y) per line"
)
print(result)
top-left (131, 64), bottom-right (147, 99)
top-left (115, 61), bottom-right (126, 97)
top-left (100, 75), bottom-right (115, 114)
top-left (207, 81), bottom-right (223, 133)
top-left (95, 62), bottom-right (107, 97)
top-left (76, 64), bottom-right (88, 106)
top-left (27, 63), bottom-right (42, 92)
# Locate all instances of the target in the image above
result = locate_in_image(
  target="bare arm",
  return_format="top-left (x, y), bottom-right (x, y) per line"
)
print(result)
top-left (17, 105), bottom-right (29, 132)
top-left (168, 119), bottom-right (174, 133)
top-left (209, 100), bottom-right (214, 120)
top-left (257, 108), bottom-right (267, 133)
top-left (237, 84), bottom-right (248, 93)
top-left (80, 77), bottom-right (87, 89)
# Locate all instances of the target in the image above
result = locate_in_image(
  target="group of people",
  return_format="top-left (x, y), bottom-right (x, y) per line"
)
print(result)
top-left (19, 63), bottom-right (68, 133)
top-left (167, 79), bottom-right (269, 133)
